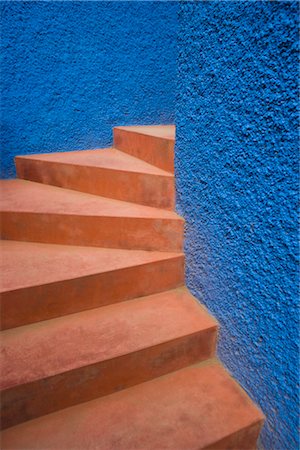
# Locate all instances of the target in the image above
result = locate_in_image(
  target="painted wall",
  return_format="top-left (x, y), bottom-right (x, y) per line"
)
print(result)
top-left (176, 2), bottom-right (299, 449)
top-left (1, 1), bottom-right (177, 178)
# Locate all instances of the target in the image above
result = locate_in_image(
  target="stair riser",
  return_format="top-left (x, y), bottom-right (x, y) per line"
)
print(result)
top-left (1, 329), bottom-right (217, 429)
top-left (203, 422), bottom-right (264, 450)
top-left (1, 213), bottom-right (184, 252)
top-left (16, 159), bottom-right (175, 210)
top-left (114, 129), bottom-right (174, 173)
top-left (1, 256), bottom-right (184, 330)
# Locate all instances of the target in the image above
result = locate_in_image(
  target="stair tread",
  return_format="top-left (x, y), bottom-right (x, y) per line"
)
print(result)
top-left (16, 148), bottom-right (173, 177)
top-left (0, 288), bottom-right (216, 390)
top-left (115, 125), bottom-right (175, 140)
top-left (1, 362), bottom-right (264, 450)
top-left (0, 179), bottom-right (182, 219)
top-left (0, 240), bottom-right (182, 293)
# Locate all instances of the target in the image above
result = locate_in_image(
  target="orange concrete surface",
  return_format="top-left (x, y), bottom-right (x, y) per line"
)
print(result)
top-left (115, 125), bottom-right (176, 140)
top-left (1, 179), bottom-right (178, 219)
top-left (1, 362), bottom-right (264, 450)
top-left (0, 241), bottom-right (184, 329)
top-left (16, 149), bottom-right (175, 209)
top-left (0, 124), bottom-right (264, 446)
top-left (1, 289), bottom-right (217, 428)
top-left (114, 126), bottom-right (175, 172)
top-left (0, 180), bottom-right (183, 251)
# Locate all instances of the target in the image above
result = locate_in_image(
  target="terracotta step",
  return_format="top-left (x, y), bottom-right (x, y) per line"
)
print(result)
top-left (1, 362), bottom-right (264, 449)
top-left (0, 180), bottom-right (184, 251)
top-left (0, 240), bottom-right (184, 330)
top-left (16, 148), bottom-right (175, 210)
top-left (1, 288), bottom-right (217, 429)
top-left (114, 125), bottom-right (175, 173)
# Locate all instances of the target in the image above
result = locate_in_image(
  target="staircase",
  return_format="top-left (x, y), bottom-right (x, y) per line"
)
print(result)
top-left (0, 126), bottom-right (264, 449)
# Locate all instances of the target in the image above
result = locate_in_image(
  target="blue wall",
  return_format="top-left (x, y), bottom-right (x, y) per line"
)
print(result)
top-left (1, 1), bottom-right (177, 178)
top-left (176, 2), bottom-right (299, 449)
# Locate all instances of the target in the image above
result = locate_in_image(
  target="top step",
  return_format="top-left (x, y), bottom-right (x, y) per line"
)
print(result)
top-left (114, 125), bottom-right (175, 173)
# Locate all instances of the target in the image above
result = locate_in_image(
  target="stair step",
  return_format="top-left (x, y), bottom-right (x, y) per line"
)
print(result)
top-left (0, 240), bottom-right (184, 330)
top-left (1, 288), bottom-right (217, 429)
top-left (16, 148), bottom-right (175, 210)
top-left (1, 362), bottom-right (264, 450)
top-left (114, 125), bottom-right (175, 173)
top-left (1, 122), bottom-right (264, 447)
top-left (0, 180), bottom-right (184, 251)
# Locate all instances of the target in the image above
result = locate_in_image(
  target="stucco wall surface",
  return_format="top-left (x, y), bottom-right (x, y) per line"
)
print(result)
top-left (176, 2), bottom-right (299, 449)
top-left (1, 1), bottom-right (177, 178)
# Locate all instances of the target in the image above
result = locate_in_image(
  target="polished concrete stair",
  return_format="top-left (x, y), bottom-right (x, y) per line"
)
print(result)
top-left (0, 125), bottom-right (264, 448)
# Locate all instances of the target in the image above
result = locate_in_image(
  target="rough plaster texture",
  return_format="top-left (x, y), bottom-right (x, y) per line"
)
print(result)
top-left (1, 1), bottom-right (177, 178)
top-left (176, 2), bottom-right (299, 449)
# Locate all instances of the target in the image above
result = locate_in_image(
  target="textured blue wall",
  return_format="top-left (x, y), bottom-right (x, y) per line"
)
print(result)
top-left (1, 1), bottom-right (177, 178)
top-left (176, 2), bottom-right (299, 449)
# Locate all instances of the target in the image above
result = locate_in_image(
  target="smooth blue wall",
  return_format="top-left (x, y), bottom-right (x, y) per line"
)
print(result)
top-left (1, 1), bottom-right (177, 178)
top-left (176, 2), bottom-right (299, 449)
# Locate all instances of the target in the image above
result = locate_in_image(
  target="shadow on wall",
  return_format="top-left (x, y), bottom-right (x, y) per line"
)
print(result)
top-left (0, 1), bottom-right (177, 178)
top-left (176, 2), bottom-right (299, 450)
